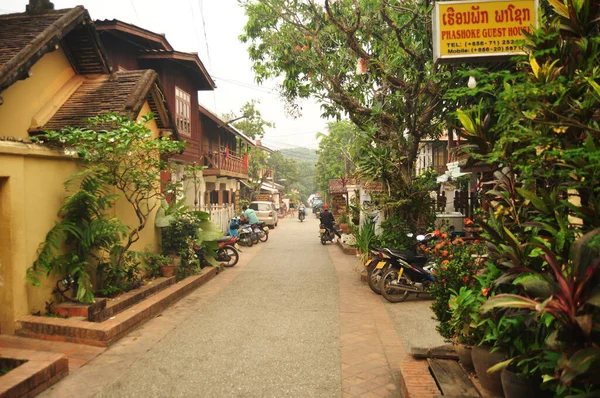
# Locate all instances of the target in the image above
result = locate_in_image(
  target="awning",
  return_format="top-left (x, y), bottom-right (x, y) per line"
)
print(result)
top-left (260, 184), bottom-right (278, 193)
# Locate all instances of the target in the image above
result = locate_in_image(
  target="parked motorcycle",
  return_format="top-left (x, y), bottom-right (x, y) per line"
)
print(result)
top-left (379, 234), bottom-right (436, 303)
top-left (254, 221), bottom-right (269, 242)
top-left (319, 223), bottom-right (336, 245)
top-left (237, 223), bottom-right (254, 247)
top-left (366, 234), bottom-right (434, 298)
top-left (216, 236), bottom-right (240, 267)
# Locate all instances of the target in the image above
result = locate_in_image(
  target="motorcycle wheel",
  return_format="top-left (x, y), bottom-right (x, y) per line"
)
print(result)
top-left (367, 262), bottom-right (385, 295)
top-left (251, 232), bottom-right (259, 245)
top-left (241, 235), bottom-right (253, 247)
top-left (218, 246), bottom-right (239, 267)
top-left (259, 231), bottom-right (268, 242)
top-left (380, 268), bottom-right (411, 303)
top-left (320, 235), bottom-right (327, 245)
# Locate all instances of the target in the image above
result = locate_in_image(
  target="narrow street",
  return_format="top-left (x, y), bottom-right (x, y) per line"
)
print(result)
top-left (40, 216), bottom-right (440, 398)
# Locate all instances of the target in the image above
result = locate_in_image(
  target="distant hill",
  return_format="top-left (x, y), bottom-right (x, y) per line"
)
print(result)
top-left (279, 147), bottom-right (317, 163)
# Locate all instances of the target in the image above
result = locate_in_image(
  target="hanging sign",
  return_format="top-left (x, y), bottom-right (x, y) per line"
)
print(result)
top-left (329, 179), bottom-right (347, 195)
top-left (433, 0), bottom-right (538, 63)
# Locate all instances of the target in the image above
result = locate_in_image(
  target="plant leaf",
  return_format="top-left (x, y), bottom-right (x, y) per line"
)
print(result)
top-left (480, 294), bottom-right (538, 313)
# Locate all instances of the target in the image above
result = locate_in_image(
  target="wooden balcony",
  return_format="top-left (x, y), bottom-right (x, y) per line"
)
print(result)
top-left (201, 146), bottom-right (249, 179)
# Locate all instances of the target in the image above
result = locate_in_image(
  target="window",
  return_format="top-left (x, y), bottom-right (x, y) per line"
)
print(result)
top-left (250, 203), bottom-right (271, 211)
top-left (175, 87), bottom-right (191, 136)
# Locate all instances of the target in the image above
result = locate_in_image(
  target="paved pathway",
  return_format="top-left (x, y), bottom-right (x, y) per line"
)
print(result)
top-left (38, 216), bottom-right (441, 397)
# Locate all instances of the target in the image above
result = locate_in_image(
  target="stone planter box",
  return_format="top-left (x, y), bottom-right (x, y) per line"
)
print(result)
top-left (17, 269), bottom-right (217, 347)
top-left (0, 348), bottom-right (68, 398)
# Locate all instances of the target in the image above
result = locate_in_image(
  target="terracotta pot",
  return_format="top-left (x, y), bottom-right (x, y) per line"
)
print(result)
top-left (454, 343), bottom-right (474, 369)
top-left (501, 368), bottom-right (543, 398)
top-left (339, 223), bottom-right (349, 233)
top-left (471, 345), bottom-right (506, 397)
top-left (160, 265), bottom-right (176, 277)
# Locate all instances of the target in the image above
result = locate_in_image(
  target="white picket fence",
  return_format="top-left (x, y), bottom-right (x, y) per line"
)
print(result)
top-left (201, 204), bottom-right (237, 234)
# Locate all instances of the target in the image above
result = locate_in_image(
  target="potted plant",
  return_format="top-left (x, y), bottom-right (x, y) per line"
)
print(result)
top-left (144, 253), bottom-right (172, 278)
top-left (448, 286), bottom-right (485, 369)
top-left (338, 212), bottom-right (350, 233)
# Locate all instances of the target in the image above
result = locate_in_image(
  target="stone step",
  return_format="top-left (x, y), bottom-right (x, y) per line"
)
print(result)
top-left (17, 268), bottom-right (218, 347)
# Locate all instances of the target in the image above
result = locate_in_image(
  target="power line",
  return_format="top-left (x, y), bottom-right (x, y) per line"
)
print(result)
top-left (129, 0), bottom-right (142, 25)
top-left (197, 0), bottom-right (213, 71)
top-left (212, 76), bottom-right (277, 95)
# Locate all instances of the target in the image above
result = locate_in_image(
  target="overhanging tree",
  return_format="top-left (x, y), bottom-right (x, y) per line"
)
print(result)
top-left (240, 0), bottom-right (458, 182)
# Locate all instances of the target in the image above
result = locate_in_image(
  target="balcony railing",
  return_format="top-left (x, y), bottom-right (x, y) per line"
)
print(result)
top-left (201, 146), bottom-right (249, 176)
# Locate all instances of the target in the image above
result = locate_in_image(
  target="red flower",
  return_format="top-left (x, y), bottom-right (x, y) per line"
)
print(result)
top-left (462, 276), bottom-right (469, 283)
top-left (474, 239), bottom-right (480, 244)
top-left (465, 218), bottom-right (474, 226)
top-left (432, 230), bottom-right (442, 238)
top-left (442, 278), bottom-right (447, 283)
top-left (482, 287), bottom-right (490, 297)
top-left (442, 250), bottom-right (449, 257)
top-left (442, 260), bottom-right (449, 265)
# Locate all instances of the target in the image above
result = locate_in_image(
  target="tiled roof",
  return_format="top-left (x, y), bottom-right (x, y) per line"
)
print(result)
top-left (40, 70), bottom-right (173, 132)
top-left (95, 19), bottom-right (173, 51)
top-left (0, 7), bottom-right (110, 93)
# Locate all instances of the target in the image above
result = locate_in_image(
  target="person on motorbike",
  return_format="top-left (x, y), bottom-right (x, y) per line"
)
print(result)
top-left (319, 204), bottom-right (341, 240)
top-left (242, 205), bottom-right (260, 226)
top-left (298, 202), bottom-right (306, 219)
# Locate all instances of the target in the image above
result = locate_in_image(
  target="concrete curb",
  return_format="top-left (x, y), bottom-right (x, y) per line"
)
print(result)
top-left (335, 239), bottom-right (357, 256)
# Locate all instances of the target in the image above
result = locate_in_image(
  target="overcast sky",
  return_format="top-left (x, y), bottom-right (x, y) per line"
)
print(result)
top-left (1, 0), bottom-right (328, 150)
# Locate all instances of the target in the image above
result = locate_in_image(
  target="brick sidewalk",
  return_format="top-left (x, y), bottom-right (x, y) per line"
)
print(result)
top-left (328, 244), bottom-right (440, 398)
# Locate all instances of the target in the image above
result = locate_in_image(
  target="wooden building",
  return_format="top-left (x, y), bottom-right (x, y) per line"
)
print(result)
top-left (95, 19), bottom-right (253, 207)
top-left (0, 1), bottom-right (177, 333)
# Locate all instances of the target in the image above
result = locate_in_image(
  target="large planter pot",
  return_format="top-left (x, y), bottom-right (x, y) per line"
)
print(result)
top-left (471, 345), bottom-right (506, 397)
top-left (339, 223), bottom-right (349, 233)
top-left (170, 255), bottom-right (182, 267)
top-left (160, 265), bottom-right (176, 277)
top-left (454, 343), bottom-right (474, 369)
top-left (501, 368), bottom-right (543, 398)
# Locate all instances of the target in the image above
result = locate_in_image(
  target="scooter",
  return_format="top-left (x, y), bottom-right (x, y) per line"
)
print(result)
top-left (298, 208), bottom-right (306, 222)
top-left (379, 234), bottom-right (436, 303)
top-left (319, 223), bottom-right (336, 245)
top-left (230, 217), bottom-right (253, 247)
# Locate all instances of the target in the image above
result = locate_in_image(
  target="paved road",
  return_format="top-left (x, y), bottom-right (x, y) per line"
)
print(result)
top-left (96, 216), bottom-right (341, 397)
top-left (41, 215), bottom-right (443, 398)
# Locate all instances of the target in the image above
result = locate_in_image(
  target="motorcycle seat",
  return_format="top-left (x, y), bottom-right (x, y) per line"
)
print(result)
top-left (217, 236), bottom-right (232, 243)
top-left (384, 248), bottom-right (427, 264)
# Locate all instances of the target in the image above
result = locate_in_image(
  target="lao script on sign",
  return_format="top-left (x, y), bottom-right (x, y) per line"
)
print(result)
top-left (433, 0), bottom-right (538, 63)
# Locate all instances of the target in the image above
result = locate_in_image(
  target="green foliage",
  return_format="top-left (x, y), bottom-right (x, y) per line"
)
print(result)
top-left (26, 171), bottom-right (127, 303)
top-left (97, 250), bottom-right (143, 297)
top-left (315, 121), bottom-right (359, 196)
top-left (352, 219), bottom-right (377, 262)
top-left (143, 252), bottom-right (170, 278)
top-left (448, 286), bottom-right (486, 345)
top-left (161, 214), bottom-right (200, 256)
top-left (447, 1), bottom-right (600, 393)
top-left (427, 237), bottom-right (486, 341)
top-left (240, 0), bottom-right (456, 174)
top-left (32, 113), bottom-right (185, 277)
top-left (223, 100), bottom-right (274, 139)
top-left (378, 216), bottom-right (412, 250)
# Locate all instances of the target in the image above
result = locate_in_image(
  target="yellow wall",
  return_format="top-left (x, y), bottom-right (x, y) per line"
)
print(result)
top-left (0, 147), bottom-right (80, 333)
top-left (0, 48), bottom-right (75, 138)
top-left (0, 104), bottom-right (163, 334)
top-left (113, 104), bottom-right (162, 254)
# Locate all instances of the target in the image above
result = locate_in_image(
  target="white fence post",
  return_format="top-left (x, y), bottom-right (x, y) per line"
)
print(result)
top-left (201, 203), bottom-right (236, 234)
